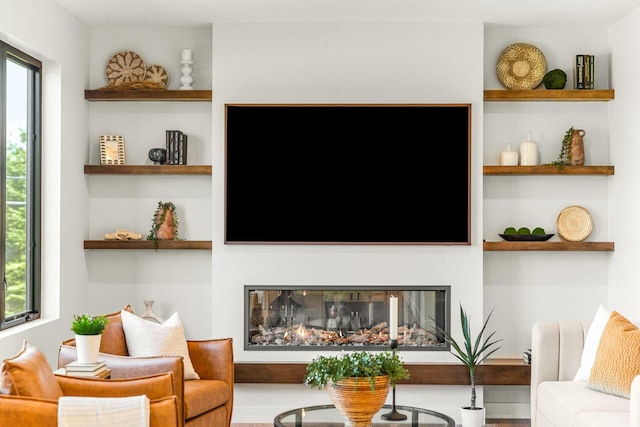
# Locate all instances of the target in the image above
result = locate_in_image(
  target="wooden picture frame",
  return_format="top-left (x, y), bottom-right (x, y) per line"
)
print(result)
top-left (99, 135), bottom-right (126, 165)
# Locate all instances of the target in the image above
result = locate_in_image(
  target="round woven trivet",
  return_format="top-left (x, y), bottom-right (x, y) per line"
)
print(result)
top-left (106, 50), bottom-right (146, 86)
top-left (496, 43), bottom-right (547, 90)
top-left (144, 65), bottom-right (169, 88)
top-left (557, 205), bottom-right (593, 242)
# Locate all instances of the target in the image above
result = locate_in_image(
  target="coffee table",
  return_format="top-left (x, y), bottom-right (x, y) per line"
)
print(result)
top-left (274, 404), bottom-right (455, 426)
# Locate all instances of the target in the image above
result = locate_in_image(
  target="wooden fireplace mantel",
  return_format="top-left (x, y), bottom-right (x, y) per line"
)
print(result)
top-left (234, 358), bottom-right (530, 386)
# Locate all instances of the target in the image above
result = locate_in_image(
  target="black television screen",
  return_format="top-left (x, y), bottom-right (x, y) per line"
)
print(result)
top-left (225, 104), bottom-right (471, 245)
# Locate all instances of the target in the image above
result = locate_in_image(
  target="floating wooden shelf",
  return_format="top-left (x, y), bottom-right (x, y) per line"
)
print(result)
top-left (483, 241), bottom-right (614, 252)
top-left (84, 165), bottom-right (212, 175)
top-left (84, 89), bottom-right (212, 101)
top-left (484, 89), bottom-right (614, 102)
top-left (234, 358), bottom-right (530, 386)
top-left (483, 165), bottom-right (614, 175)
top-left (84, 240), bottom-right (212, 250)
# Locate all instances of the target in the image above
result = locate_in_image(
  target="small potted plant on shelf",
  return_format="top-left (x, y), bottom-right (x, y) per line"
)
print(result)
top-left (147, 201), bottom-right (180, 248)
top-left (304, 350), bottom-right (409, 426)
top-left (438, 305), bottom-right (502, 427)
top-left (71, 313), bottom-right (109, 364)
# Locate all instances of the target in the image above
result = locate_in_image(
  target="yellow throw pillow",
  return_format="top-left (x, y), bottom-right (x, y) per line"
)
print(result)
top-left (587, 311), bottom-right (640, 398)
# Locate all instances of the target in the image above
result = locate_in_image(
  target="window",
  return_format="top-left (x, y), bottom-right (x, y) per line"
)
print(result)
top-left (1, 41), bottom-right (41, 330)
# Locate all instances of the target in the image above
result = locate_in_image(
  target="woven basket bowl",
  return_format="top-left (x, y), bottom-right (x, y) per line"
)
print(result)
top-left (327, 376), bottom-right (389, 427)
top-left (496, 43), bottom-right (547, 90)
top-left (557, 205), bottom-right (593, 242)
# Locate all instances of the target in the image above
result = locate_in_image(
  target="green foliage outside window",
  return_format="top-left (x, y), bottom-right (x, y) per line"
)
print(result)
top-left (5, 129), bottom-right (27, 316)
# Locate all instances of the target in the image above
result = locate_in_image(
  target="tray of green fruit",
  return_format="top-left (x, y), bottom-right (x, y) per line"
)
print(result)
top-left (499, 227), bottom-right (554, 242)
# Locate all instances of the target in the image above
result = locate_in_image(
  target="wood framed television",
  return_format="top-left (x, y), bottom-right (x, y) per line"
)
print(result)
top-left (225, 103), bottom-right (471, 245)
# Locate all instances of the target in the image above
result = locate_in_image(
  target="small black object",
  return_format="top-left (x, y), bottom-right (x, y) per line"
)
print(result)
top-left (381, 340), bottom-right (407, 421)
top-left (148, 148), bottom-right (167, 165)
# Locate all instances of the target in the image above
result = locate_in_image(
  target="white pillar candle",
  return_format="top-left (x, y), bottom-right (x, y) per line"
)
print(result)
top-left (181, 49), bottom-right (192, 61)
top-left (389, 296), bottom-right (398, 340)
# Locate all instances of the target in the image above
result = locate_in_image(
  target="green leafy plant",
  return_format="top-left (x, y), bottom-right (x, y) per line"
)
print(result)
top-left (545, 126), bottom-right (574, 168)
top-left (304, 350), bottom-right (409, 391)
top-left (71, 313), bottom-right (109, 335)
top-left (146, 201), bottom-right (179, 248)
top-left (438, 305), bottom-right (502, 409)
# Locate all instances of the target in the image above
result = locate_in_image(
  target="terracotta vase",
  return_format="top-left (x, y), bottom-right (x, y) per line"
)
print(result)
top-left (327, 376), bottom-right (389, 427)
top-left (156, 207), bottom-right (175, 240)
top-left (570, 129), bottom-right (586, 166)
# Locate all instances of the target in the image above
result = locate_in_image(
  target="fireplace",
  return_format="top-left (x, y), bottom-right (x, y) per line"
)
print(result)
top-left (244, 285), bottom-right (450, 351)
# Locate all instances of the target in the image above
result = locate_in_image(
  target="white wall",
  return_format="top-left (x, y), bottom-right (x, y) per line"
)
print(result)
top-left (211, 21), bottom-right (486, 422)
top-left (83, 26), bottom-right (214, 338)
top-left (483, 25), bottom-right (612, 356)
top-left (609, 7), bottom-right (640, 314)
top-left (0, 0), bottom-right (89, 364)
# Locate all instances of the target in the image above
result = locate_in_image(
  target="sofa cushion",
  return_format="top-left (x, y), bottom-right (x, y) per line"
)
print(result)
top-left (574, 304), bottom-right (611, 381)
top-left (121, 310), bottom-right (200, 380)
top-left (184, 379), bottom-right (230, 419)
top-left (588, 310), bottom-right (640, 398)
top-left (574, 411), bottom-right (631, 427)
top-left (538, 381), bottom-right (629, 427)
top-left (0, 341), bottom-right (63, 399)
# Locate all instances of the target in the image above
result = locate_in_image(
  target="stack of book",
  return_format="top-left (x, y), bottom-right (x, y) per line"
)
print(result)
top-left (63, 360), bottom-right (110, 378)
top-left (575, 55), bottom-right (595, 89)
top-left (165, 130), bottom-right (188, 165)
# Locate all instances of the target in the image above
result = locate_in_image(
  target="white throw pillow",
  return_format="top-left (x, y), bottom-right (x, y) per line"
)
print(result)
top-left (573, 304), bottom-right (611, 381)
top-left (120, 310), bottom-right (200, 380)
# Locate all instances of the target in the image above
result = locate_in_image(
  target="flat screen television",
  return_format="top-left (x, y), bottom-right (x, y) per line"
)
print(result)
top-left (225, 104), bottom-right (471, 245)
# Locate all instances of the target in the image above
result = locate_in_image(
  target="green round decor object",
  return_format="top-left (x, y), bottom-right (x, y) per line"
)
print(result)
top-left (503, 227), bottom-right (517, 235)
top-left (532, 227), bottom-right (546, 235)
top-left (543, 69), bottom-right (567, 89)
top-left (517, 227), bottom-right (531, 235)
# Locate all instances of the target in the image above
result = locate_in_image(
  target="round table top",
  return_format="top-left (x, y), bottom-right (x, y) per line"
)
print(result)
top-left (274, 404), bottom-right (455, 426)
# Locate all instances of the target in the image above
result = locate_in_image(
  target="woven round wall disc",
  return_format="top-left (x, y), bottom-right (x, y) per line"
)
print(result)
top-left (106, 50), bottom-right (146, 86)
top-left (557, 205), bottom-right (593, 242)
top-left (496, 43), bottom-right (547, 90)
top-left (144, 65), bottom-right (169, 88)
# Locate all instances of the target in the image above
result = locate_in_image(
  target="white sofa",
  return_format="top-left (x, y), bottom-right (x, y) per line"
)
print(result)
top-left (531, 320), bottom-right (640, 427)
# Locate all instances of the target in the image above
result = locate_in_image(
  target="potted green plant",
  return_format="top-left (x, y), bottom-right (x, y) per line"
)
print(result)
top-left (147, 201), bottom-right (179, 248)
top-left (304, 350), bottom-right (409, 426)
top-left (438, 305), bottom-right (502, 427)
top-left (71, 313), bottom-right (109, 364)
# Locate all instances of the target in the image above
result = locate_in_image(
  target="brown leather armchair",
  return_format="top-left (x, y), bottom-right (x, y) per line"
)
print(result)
top-left (0, 341), bottom-right (179, 427)
top-left (58, 306), bottom-right (234, 427)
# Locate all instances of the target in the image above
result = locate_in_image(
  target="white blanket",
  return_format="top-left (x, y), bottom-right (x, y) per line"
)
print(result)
top-left (58, 395), bottom-right (149, 427)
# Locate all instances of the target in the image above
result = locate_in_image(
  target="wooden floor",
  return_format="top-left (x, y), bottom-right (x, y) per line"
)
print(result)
top-left (232, 420), bottom-right (530, 427)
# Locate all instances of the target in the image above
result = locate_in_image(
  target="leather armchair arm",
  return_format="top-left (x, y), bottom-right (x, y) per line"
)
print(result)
top-left (58, 344), bottom-right (185, 424)
top-left (56, 372), bottom-right (175, 400)
top-left (188, 338), bottom-right (234, 426)
top-left (187, 338), bottom-right (233, 384)
top-left (0, 395), bottom-right (58, 426)
top-left (0, 394), bottom-right (180, 427)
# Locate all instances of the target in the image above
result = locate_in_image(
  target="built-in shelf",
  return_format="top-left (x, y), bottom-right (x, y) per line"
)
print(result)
top-left (84, 240), bottom-right (212, 250)
top-left (483, 165), bottom-right (614, 175)
top-left (484, 89), bottom-right (614, 102)
top-left (84, 165), bottom-right (212, 175)
top-left (84, 89), bottom-right (212, 102)
top-left (483, 241), bottom-right (614, 252)
top-left (234, 358), bottom-right (530, 386)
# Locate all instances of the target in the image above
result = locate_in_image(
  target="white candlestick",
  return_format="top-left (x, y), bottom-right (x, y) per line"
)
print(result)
top-left (389, 296), bottom-right (398, 340)
top-left (181, 49), bottom-right (192, 61)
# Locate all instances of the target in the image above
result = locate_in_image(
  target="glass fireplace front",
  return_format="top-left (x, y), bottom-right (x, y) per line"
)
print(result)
top-left (245, 285), bottom-right (450, 351)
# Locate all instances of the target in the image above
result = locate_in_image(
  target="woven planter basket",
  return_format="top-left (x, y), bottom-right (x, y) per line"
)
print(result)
top-left (327, 376), bottom-right (389, 427)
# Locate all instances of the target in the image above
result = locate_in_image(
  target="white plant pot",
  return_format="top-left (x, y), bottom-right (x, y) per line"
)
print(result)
top-left (75, 334), bottom-right (102, 364)
top-left (460, 406), bottom-right (485, 427)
